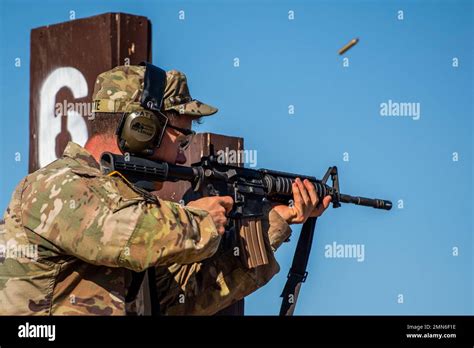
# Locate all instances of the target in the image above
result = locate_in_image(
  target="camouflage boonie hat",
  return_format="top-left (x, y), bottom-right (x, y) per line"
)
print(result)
top-left (92, 64), bottom-right (218, 117)
top-left (162, 70), bottom-right (217, 116)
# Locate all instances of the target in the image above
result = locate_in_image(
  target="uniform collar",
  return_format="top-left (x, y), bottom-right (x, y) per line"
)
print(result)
top-left (62, 142), bottom-right (100, 169)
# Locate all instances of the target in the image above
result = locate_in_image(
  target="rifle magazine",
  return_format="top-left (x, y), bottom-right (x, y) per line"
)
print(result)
top-left (236, 218), bottom-right (269, 269)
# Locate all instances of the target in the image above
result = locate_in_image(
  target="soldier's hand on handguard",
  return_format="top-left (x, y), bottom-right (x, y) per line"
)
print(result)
top-left (187, 196), bottom-right (234, 235)
top-left (273, 178), bottom-right (332, 225)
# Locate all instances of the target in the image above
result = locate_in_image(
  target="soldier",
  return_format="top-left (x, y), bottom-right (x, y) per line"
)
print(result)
top-left (0, 63), bottom-right (331, 315)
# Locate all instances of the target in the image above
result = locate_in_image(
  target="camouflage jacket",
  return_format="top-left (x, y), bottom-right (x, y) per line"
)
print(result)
top-left (0, 142), bottom-right (291, 315)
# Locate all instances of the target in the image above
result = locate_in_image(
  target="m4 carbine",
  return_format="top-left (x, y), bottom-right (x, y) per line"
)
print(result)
top-left (100, 150), bottom-right (392, 315)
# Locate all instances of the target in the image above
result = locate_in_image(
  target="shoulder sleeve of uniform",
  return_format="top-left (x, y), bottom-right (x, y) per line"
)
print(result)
top-left (21, 166), bottom-right (220, 271)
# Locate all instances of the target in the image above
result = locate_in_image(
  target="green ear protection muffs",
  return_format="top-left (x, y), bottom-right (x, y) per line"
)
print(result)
top-left (115, 62), bottom-right (169, 156)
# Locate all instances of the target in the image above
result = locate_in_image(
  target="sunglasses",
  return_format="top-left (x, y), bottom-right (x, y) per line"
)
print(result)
top-left (167, 124), bottom-right (196, 151)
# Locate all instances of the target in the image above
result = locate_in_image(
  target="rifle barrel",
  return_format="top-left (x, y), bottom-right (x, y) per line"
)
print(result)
top-left (339, 194), bottom-right (392, 210)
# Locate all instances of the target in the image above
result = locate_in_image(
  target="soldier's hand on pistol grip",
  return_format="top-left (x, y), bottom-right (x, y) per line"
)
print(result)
top-left (186, 196), bottom-right (234, 235)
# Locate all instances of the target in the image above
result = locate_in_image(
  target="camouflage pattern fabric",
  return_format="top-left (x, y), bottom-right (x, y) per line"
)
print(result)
top-left (156, 209), bottom-right (291, 315)
top-left (0, 142), bottom-right (291, 315)
top-left (0, 142), bottom-right (219, 315)
top-left (92, 64), bottom-right (218, 117)
top-left (162, 70), bottom-right (218, 116)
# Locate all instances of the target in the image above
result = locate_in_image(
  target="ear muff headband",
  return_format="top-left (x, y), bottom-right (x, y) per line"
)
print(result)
top-left (139, 63), bottom-right (167, 112)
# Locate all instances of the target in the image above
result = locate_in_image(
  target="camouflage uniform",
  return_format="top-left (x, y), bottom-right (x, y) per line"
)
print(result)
top-left (153, 206), bottom-right (291, 315)
top-left (0, 64), bottom-right (292, 315)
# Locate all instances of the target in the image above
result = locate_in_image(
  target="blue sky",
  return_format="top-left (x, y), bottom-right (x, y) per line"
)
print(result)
top-left (0, 0), bottom-right (472, 315)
